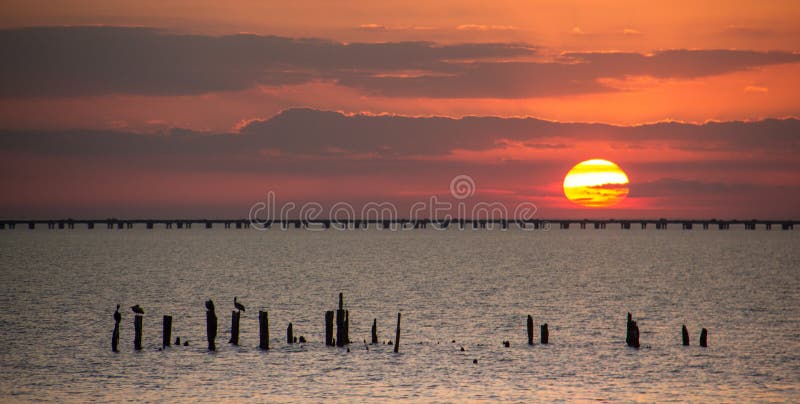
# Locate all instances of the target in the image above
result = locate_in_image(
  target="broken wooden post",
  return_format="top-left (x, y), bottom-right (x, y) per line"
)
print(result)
top-left (540, 323), bottom-right (549, 344)
top-left (287, 322), bottom-right (293, 344)
top-left (259, 311), bottom-right (269, 350)
top-left (626, 312), bottom-right (640, 348)
top-left (527, 315), bottom-right (534, 345)
top-left (229, 310), bottom-right (240, 345)
top-left (325, 310), bottom-right (334, 346)
top-left (206, 301), bottom-right (217, 351)
top-left (682, 324), bottom-right (690, 346)
top-left (394, 312), bottom-right (401, 353)
top-left (336, 293), bottom-right (346, 347)
top-left (371, 318), bottom-right (378, 344)
top-left (134, 315), bottom-right (143, 350)
top-left (345, 310), bottom-right (350, 344)
top-left (162, 315), bottom-right (172, 348)
top-left (699, 328), bottom-right (708, 347)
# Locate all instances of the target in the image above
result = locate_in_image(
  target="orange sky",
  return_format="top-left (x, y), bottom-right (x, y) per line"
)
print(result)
top-left (0, 1), bottom-right (798, 218)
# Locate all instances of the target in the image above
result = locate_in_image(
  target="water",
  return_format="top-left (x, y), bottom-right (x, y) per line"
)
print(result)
top-left (0, 227), bottom-right (798, 402)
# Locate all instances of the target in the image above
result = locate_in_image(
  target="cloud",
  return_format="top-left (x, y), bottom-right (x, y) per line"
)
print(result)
top-left (0, 26), bottom-right (534, 98)
top-left (622, 28), bottom-right (642, 36)
top-left (560, 49), bottom-right (800, 79)
top-left (2, 109), bottom-right (799, 218)
top-left (722, 25), bottom-right (775, 38)
top-left (3, 27), bottom-right (800, 100)
top-left (456, 24), bottom-right (517, 31)
top-left (2, 108), bottom-right (798, 160)
top-left (630, 178), bottom-right (770, 197)
top-left (744, 85), bottom-right (768, 93)
top-left (357, 24), bottom-right (388, 31)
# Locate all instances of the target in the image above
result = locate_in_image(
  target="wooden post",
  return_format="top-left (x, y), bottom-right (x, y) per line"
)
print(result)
top-left (540, 323), bottom-right (549, 344)
top-left (259, 311), bottom-right (269, 350)
top-left (345, 310), bottom-right (350, 344)
top-left (134, 315), bottom-right (143, 350)
top-left (682, 324), bottom-right (690, 346)
top-left (112, 319), bottom-right (120, 353)
top-left (371, 318), bottom-right (378, 344)
top-left (394, 312), bottom-right (401, 353)
top-left (325, 310), bottom-right (334, 346)
top-left (229, 311), bottom-right (240, 345)
top-left (699, 328), bottom-right (708, 347)
top-left (206, 310), bottom-right (217, 351)
top-left (287, 322), bottom-right (294, 344)
top-left (163, 315), bottom-right (172, 348)
top-left (527, 315), bottom-right (534, 345)
top-left (336, 294), bottom-right (346, 347)
top-left (626, 312), bottom-right (640, 348)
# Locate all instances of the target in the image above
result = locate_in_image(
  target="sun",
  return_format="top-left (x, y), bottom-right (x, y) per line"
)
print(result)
top-left (563, 159), bottom-right (630, 207)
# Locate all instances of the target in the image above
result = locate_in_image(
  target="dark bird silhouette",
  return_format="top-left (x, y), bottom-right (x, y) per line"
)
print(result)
top-left (131, 304), bottom-right (144, 315)
top-left (205, 299), bottom-right (215, 312)
top-left (113, 304), bottom-right (121, 323)
top-left (234, 297), bottom-right (245, 312)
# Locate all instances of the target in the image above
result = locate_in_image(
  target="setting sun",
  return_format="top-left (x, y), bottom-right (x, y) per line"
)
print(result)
top-left (563, 159), bottom-right (630, 207)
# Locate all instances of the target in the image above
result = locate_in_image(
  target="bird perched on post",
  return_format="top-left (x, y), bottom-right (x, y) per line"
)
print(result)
top-left (205, 299), bottom-right (215, 312)
top-left (114, 304), bottom-right (122, 323)
top-left (234, 297), bottom-right (245, 312)
top-left (131, 304), bottom-right (144, 315)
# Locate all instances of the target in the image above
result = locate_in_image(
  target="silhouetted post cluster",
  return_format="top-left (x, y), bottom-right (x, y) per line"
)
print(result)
top-left (626, 312), bottom-right (640, 348)
top-left (371, 318), bottom-right (378, 344)
top-left (525, 315), bottom-right (549, 344)
top-left (681, 324), bottom-right (708, 347)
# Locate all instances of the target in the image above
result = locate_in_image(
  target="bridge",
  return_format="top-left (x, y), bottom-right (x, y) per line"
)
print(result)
top-left (0, 218), bottom-right (796, 230)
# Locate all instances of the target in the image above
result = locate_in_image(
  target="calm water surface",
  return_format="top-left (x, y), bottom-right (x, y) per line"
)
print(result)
top-left (0, 227), bottom-right (798, 402)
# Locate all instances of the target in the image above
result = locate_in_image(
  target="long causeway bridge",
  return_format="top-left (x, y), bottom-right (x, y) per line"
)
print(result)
top-left (0, 218), bottom-right (796, 230)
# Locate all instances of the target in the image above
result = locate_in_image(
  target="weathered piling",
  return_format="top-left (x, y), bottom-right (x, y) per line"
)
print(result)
top-left (287, 322), bottom-right (294, 344)
top-left (540, 323), bottom-right (549, 344)
top-left (162, 315), bottom-right (172, 348)
top-left (112, 308), bottom-right (121, 352)
top-left (325, 310), bottom-right (334, 346)
top-left (206, 302), bottom-right (217, 351)
top-left (699, 328), bottom-right (708, 347)
top-left (345, 310), bottom-right (350, 344)
top-left (394, 312), bottom-right (401, 353)
top-left (336, 293), bottom-right (347, 347)
top-left (259, 311), bottom-right (269, 350)
top-left (626, 312), bottom-right (640, 348)
top-left (682, 324), bottom-right (690, 346)
top-left (229, 311), bottom-right (240, 345)
top-left (527, 315), bottom-right (534, 345)
top-left (134, 315), bottom-right (143, 350)
top-left (371, 318), bottom-right (378, 344)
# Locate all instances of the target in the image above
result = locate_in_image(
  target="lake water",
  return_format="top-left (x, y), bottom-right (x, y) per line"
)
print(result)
top-left (0, 226), bottom-right (798, 402)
